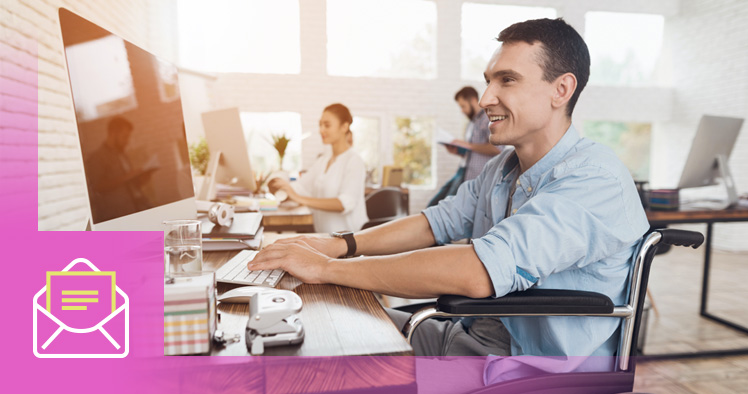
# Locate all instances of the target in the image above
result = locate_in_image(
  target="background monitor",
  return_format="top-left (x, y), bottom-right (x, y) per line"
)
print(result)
top-left (200, 107), bottom-right (257, 200)
top-left (59, 8), bottom-right (196, 230)
top-left (678, 115), bottom-right (743, 206)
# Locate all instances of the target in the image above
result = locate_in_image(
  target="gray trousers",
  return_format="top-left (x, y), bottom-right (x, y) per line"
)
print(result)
top-left (386, 308), bottom-right (512, 357)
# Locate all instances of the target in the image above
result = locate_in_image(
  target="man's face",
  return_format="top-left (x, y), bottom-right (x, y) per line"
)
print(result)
top-left (480, 42), bottom-right (557, 146)
top-left (456, 97), bottom-right (476, 120)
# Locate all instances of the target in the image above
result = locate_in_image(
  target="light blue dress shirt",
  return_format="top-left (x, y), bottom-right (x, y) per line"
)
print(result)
top-left (423, 125), bottom-right (649, 357)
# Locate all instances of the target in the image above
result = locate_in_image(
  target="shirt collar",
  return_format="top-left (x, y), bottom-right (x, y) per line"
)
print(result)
top-left (517, 124), bottom-right (580, 196)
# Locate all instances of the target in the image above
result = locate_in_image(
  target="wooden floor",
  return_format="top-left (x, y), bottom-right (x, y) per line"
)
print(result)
top-left (634, 246), bottom-right (748, 393)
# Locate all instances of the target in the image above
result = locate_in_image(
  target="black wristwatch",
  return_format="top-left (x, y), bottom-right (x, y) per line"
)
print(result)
top-left (331, 231), bottom-right (356, 258)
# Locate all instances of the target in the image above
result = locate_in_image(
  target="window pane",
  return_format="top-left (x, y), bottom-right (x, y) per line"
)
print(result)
top-left (585, 12), bottom-right (665, 86)
top-left (327, 0), bottom-right (437, 79)
top-left (461, 3), bottom-right (556, 81)
top-left (583, 121), bottom-right (651, 181)
top-left (239, 112), bottom-right (302, 177)
top-left (351, 116), bottom-right (381, 184)
top-left (66, 35), bottom-right (137, 121)
top-left (393, 117), bottom-right (434, 187)
top-left (178, 0), bottom-right (300, 73)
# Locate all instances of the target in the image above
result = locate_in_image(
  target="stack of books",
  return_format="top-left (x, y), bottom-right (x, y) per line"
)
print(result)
top-left (164, 273), bottom-right (216, 355)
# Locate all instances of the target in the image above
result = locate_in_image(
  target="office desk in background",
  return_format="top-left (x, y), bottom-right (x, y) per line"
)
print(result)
top-left (260, 204), bottom-right (314, 233)
top-left (646, 206), bottom-right (748, 358)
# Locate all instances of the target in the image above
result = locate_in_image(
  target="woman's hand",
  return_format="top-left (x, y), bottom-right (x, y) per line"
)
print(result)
top-left (268, 178), bottom-right (291, 193)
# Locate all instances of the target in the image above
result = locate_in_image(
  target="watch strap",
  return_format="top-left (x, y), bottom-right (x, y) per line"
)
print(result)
top-left (342, 233), bottom-right (356, 257)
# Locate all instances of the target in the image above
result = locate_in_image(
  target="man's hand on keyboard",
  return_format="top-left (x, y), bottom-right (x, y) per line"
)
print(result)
top-left (249, 240), bottom-right (332, 284)
top-left (268, 235), bottom-right (347, 259)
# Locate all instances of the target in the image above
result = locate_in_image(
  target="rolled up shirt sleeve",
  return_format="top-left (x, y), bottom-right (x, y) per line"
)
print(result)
top-left (422, 163), bottom-right (492, 244)
top-left (336, 154), bottom-right (367, 214)
top-left (472, 163), bottom-right (648, 298)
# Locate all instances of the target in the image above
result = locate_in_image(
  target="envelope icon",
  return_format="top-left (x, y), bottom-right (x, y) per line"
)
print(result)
top-left (33, 258), bottom-right (129, 358)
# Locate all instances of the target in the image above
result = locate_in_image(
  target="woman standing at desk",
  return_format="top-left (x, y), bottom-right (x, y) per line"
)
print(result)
top-left (269, 103), bottom-right (368, 233)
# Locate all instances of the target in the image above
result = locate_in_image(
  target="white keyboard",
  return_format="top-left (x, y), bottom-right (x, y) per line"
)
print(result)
top-left (215, 250), bottom-right (285, 287)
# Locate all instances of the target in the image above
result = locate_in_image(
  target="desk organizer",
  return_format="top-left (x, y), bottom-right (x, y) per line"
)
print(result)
top-left (164, 273), bottom-right (216, 355)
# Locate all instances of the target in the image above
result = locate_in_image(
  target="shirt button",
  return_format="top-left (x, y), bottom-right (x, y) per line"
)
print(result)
top-left (512, 209), bottom-right (518, 214)
top-left (527, 186), bottom-right (532, 192)
top-left (516, 179), bottom-right (521, 186)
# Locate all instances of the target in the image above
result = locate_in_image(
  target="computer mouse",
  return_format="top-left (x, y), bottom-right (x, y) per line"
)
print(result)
top-left (218, 286), bottom-right (266, 303)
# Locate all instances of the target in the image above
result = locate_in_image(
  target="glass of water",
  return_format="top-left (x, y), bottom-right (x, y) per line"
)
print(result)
top-left (163, 219), bottom-right (203, 276)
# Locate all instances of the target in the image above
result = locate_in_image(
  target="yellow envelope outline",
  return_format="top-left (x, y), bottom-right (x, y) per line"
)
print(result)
top-left (32, 258), bottom-right (129, 358)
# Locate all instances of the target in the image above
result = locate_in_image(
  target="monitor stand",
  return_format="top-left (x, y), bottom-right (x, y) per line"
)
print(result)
top-left (197, 150), bottom-right (222, 201)
top-left (716, 154), bottom-right (739, 208)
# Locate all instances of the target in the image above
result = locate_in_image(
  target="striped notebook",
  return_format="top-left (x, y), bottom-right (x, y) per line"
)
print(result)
top-left (164, 273), bottom-right (216, 355)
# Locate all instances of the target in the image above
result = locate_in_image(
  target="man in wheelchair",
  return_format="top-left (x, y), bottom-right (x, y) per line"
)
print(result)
top-left (252, 17), bottom-right (651, 381)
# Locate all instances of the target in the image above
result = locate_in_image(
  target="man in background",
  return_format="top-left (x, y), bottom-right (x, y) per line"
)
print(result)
top-left (428, 87), bottom-right (502, 206)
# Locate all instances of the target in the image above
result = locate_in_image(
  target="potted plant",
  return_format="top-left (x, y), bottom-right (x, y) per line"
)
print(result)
top-left (271, 133), bottom-right (291, 171)
top-left (188, 137), bottom-right (210, 194)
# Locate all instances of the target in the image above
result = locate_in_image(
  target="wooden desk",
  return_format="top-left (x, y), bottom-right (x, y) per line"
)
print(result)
top-left (203, 233), bottom-right (413, 357)
top-left (646, 206), bottom-right (748, 358)
top-left (261, 204), bottom-right (314, 233)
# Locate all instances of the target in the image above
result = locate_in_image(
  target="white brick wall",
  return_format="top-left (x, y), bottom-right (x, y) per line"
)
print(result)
top-left (204, 0), bottom-right (680, 215)
top-left (650, 0), bottom-right (748, 251)
top-left (18, 0), bottom-right (747, 251)
top-left (0, 0), bottom-right (171, 230)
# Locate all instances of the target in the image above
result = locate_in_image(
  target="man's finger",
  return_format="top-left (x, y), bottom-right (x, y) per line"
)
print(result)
top-left (253, 248), bottom-right (285, 263)
top-left (247, 258), bottom-right (281, 271)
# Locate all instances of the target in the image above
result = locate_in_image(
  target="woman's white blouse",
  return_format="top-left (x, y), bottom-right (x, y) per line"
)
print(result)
top-left (291, 148), bottom-right (369, 233)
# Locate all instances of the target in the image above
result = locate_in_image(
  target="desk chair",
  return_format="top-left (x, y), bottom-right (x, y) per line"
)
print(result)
top-left (401, 228), bottom-right (704, 394)
top-left (363, 187), bottom-right (408, 229)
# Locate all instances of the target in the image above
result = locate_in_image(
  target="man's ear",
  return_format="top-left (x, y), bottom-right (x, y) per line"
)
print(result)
top-left (551, 72), bottom-right (577, 112)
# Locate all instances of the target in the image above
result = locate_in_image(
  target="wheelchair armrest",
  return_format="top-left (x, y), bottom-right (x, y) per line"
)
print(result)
top-left (436, 289), bottom-right (614, 315)
top-left (656, 228), bottom-right (704, 248)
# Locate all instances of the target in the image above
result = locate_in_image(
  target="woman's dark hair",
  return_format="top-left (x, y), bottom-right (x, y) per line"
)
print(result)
top-left (497, 18), bottom-right (590, 117)
top-left (323, 103), bottom-right (353, 135)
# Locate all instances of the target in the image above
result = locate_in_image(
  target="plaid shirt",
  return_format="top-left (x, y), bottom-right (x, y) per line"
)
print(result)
top-left (464, 111), bottom-right (497, 181)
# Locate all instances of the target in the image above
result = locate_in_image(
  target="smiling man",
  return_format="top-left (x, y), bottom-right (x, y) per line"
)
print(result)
top-left (250, 18), bottom-right (649, 358)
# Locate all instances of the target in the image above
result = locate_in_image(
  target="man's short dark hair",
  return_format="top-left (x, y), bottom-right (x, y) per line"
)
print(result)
top-left (497, 18), bottom-right (590, 117)
top-left (454, 86), bottom-right (479, 102)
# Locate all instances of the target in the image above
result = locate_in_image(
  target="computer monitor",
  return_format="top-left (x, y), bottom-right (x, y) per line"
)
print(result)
top-left (199, 108), bottom-right (257, 200)
top-left (677, 115), bottom-right (743, 207)
top-left (59, 8), bottom-right (196, 230)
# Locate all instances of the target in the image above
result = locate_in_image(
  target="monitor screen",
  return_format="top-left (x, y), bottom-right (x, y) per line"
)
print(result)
top-left (59, 9), bottom-right (194, 225)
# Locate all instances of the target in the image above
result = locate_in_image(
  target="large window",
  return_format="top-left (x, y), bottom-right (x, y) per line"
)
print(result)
top-left (178, 0), bottom-right (300, 73)
top-left (461, 3), bottom-right (556, 81)
top-left (583, 121), bottom-right (651, 181)
top-left (65, 35), bottom-right (136, 121)
top-left (239, 112), bottom-right (303, 177)
top-left (327, 0), bottom-right (437, 79)
top-left (351, 116), bottom-right (381, 184)
top-left (393, 117), bottom-right (434, 187)
top-left (585, 12), bottom-right (665, 86)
